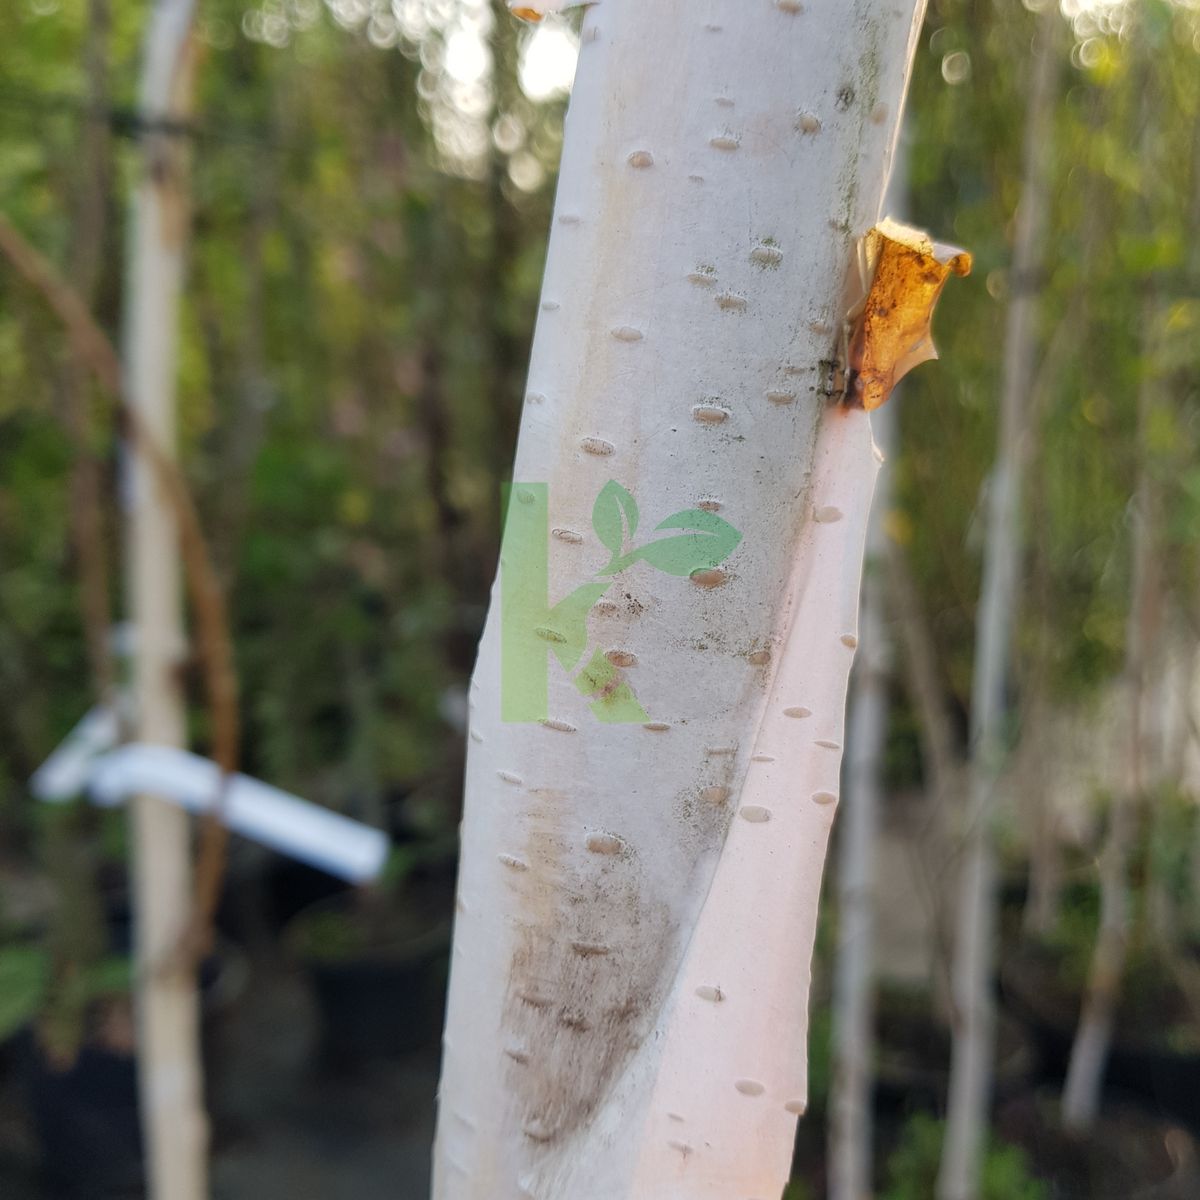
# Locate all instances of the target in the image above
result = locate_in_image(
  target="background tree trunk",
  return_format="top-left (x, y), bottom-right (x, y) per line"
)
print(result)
top-left (124, 2), bottom-right (208, 1197)
top-left (829, 396), bottom-right (897, 1200)
top-left (1061, 289), bottom-right (1163, 1130)
top-left (938, 9), bottom-right (1059, 1198)
top-left (433, 3), bottom-right (929, 1198)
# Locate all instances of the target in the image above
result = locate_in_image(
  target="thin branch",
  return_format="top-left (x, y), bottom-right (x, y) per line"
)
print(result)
top-left (63, 0), bottom-right (117, 712)
top-left (0, 80), bottom-right (273, 147)
top-left (0, 209), bottom-right (237, 960)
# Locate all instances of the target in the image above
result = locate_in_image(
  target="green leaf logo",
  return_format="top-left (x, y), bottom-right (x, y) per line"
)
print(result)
top-left (501, 479), bottom-right (743, 725)
top-left (592, 480), bottom-right (639, 568)
top-left (621, 508), bottom-right (742, 576)
top-left (542, 580), bottom-right (612, 672)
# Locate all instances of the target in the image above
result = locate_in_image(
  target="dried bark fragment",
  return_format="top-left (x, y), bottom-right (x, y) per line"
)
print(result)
top-left (845, 217), bottom-right (972, 412)
top-left (509, 0), bottom-right (595, 19)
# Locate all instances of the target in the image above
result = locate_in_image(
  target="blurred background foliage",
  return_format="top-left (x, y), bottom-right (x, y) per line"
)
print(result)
top-left (0, 0), bottom-right (1199, 1195)
top-left (0, 0), bottom-right (1195, 840)
top-left (0, 0), bottom-right (574, 837)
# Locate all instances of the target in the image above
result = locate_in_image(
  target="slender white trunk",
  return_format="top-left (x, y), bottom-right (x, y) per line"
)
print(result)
top-left (937, 11), bottom-right (1058, 1199)
top-left (828, 398), bottom-right (897, 1200)
top-left (124, 3), bottom-right (208, 1198)
top-left (1183, 108), bottom-right (1200, 940)
top-left (1061, 296), bottom-right (1162, 1130)
top-left (433, 4), bottom-right (931, 1198)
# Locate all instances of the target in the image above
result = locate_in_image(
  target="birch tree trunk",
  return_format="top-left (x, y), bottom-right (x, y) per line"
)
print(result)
top-left (828, 397), bottom-right (896, 1200)
top-left (937, 11), bottom-right (1058, 1199)
top-left (124, 2), bottom-right (208, 1197)
top-left (433, 3), bottom-right (929, 1198)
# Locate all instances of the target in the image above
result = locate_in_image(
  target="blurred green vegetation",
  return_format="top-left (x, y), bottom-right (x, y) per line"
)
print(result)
top-left (0, 0), bottom-right (1195, 841)
top-left (0, 0), bottom-right (1197, 1188)
top-left (0, 0), bottom-right (574, 847)
top-left (881, 1113), bottom-right (1046, 1200)
top-left (902, 0), bottom-right (1200, 722)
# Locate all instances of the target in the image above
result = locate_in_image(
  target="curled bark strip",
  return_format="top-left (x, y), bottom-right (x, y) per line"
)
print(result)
top-left (0, 210), bottom-right (237, 963)
top-left (845, 217), bottom-right (972, 412)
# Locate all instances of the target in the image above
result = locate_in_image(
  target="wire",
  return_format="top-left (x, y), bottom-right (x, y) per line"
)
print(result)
top-left (0, 80), bottom-right (274, 148)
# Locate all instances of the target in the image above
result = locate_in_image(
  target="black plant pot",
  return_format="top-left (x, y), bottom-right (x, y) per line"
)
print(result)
top-left (17, 1031), bottom-right (142, 1199)
top-left (996, 1089), bottom-right (1200, 1199)
top-left (13, 942), bottom-right (245, 1199)
top-left (1001, 947), bottom-right (1200, 1133)
top-left (264, 858), bottom-right (353, 935)
top-left (287, 890), bottom-right (452, 1071)
top-left (310, 926), bottom-right (450, 1066)
top-left (874, 988), bottom-right (1034, 1109)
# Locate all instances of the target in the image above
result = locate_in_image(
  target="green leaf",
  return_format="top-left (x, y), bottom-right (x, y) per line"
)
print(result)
top-left (0, 945), bottom-right (49, 1041)
top-left (623, 509), bottom-right (742, 577)
top-left (592, 480), bottom-right (639, 563)
top-left (544, 581), bottom-right (612, 672)
top-left (574, 649), bottom-right (650, 723)
top-left (82, 955), bottom-right (132, 998)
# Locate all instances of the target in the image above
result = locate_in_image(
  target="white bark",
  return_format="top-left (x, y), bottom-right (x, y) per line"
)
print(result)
top-left (828, 398), bottom-right (896, 1200)
top-left (937, 11), bottom-right (1058, 1199)
top-left (123, 2), bottom-right (208, 1198)
top-left (434, 4), bottom-right (928, 1198)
